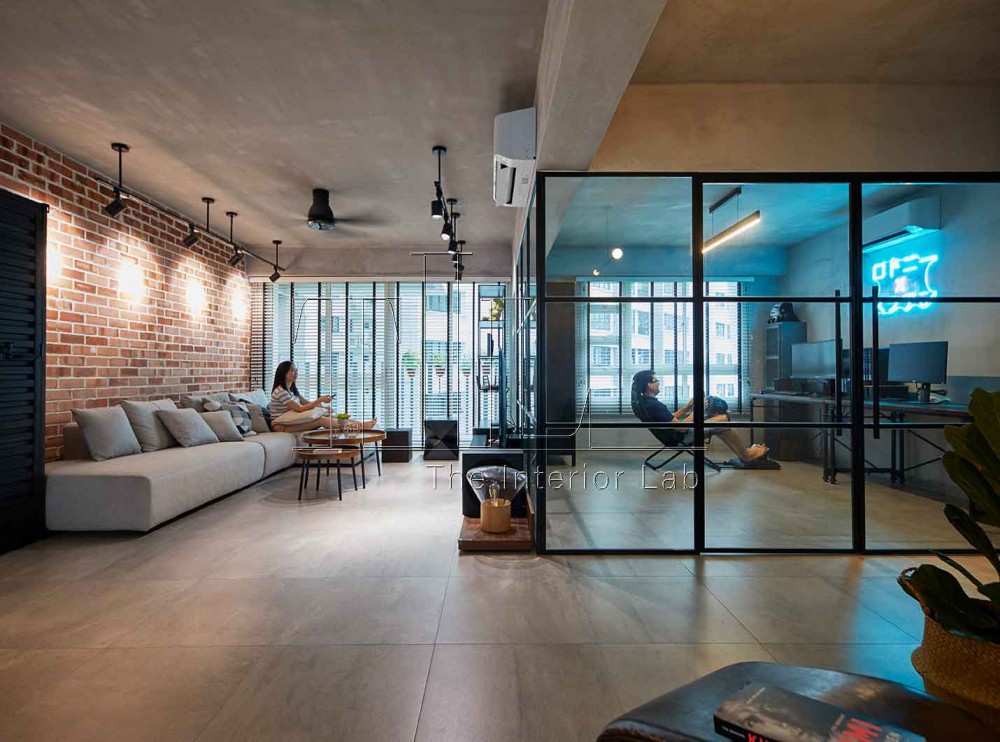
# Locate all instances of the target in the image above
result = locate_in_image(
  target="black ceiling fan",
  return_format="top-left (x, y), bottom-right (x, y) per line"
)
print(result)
top-left (305, 188), bottom-right (383, 233)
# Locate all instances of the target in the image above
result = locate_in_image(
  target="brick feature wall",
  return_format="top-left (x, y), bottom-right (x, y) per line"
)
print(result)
top-left (0, 124), bottom-right (251, 460)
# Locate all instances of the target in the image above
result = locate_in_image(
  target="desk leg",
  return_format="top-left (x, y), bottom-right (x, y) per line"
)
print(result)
top-left (750, 400), bottom-right (755, 446)
top-left (898, 413), bottom-right (906, 485)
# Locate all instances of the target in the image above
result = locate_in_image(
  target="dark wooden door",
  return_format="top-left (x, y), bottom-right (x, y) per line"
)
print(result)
top-left (0, 189), bottom-right (46, 553)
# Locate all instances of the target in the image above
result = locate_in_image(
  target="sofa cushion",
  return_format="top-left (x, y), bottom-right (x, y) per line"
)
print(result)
top-left (121, 399), bottom-right (178, 452)
top-left (230, 389), bottom-right (270, 409)
top-left (245, 403), bottom-right (272, 434)
top-left (157, 408), bottom-right (219, 447)
top-left (61, 423), bottom-right (90, 460)
top-left (71, 406), bottom-right (142, 461)
top-left (179, 392), bottom-right (230, 412)
top-left (200, 411), bottom-right (243, 442)
top-left (245, 431), bottom-right (297, 477)
top-left (46, 442), bottom-right (265, 531)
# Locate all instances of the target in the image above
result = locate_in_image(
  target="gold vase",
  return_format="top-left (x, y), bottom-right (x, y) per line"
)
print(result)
top-left (912, 616), bottom-right (1000, 730)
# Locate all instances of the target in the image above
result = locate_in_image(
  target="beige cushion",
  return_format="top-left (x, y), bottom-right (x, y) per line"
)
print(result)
top-left (245, 403), bottom-right (271, 433)
top-left (121, 399), bottom-right (178, 452)
top-left (200, 411), bottom-right (243, 442)
top-left (71, 406), bottom-right (142, 461)
top-left (157, 408), bottom-right (219, 447)
top-left (46, 442), bottom-right (265, 531)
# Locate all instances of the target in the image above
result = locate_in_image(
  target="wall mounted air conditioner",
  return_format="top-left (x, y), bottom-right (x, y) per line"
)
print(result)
top-left (862, 195), bottom-right (941, 253)
top-left (493, 107), bottom-right (536, 207)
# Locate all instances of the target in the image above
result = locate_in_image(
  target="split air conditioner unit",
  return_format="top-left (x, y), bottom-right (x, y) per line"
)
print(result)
top-left (493, 107), bottom-right (536, 207)
top-left (862, 195), bottom-right (941, 253)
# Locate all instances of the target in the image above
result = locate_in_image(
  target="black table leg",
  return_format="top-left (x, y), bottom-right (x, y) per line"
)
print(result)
top-left (298, 459), bottom-right (306, 500)
top-left (337, 461), bottom-right (343, 500)
top-left (351, 457), bottom-right (358, 490)
top-left (375, 441), bottom-right (382, 475)
top-left (359, 444), bottom-right (367, 488)
top-left (315, 457), bottom-right (321, 490)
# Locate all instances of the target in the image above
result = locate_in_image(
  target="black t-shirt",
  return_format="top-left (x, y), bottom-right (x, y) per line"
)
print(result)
top-left (638, 395), bottom-right (675, 423)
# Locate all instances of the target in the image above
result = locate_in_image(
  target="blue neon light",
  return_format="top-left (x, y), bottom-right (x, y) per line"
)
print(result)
top-left (872, 252), bottom-right (939, 316)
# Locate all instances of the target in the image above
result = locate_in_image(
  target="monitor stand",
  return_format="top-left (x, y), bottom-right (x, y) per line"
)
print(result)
top-left (917, 383), bottom-right (931, 404)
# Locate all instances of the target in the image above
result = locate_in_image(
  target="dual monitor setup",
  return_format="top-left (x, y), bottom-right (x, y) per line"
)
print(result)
top-left (788, 340), bottom-right (948, 404)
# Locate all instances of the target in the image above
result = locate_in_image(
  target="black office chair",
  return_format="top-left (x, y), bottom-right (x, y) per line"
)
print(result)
top-left (630, 390), bottom-right (725, 473)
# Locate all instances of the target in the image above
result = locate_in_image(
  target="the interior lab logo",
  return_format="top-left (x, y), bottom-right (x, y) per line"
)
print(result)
top-left (871, 252), bottom-right (939, 316)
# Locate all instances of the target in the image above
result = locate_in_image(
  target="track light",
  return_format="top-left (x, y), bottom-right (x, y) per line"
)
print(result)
top-left (224, 211), bottom-right (241, 266)
top-left (182, 223), bottom-right (199, 247)
top-left (103, 142), bottom-right (130, 217)
top-left (431, 146), bottom-right (447, 219)
top-left (441, 198), bottom-right (457, 240)
top-left (447, 239), bottom-right (459, 256)
top-left (441, 221), bottom-right (452, 241)
top-left (228, 249), bottom-right (243, 267)
top-left (269, 240), bottom-right (282, 282)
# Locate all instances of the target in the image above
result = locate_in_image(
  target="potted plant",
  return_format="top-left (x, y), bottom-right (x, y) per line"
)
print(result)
top-left (898, 388), bottom-right (1000, 728)
top-left (335, 411), bottom-right (351, 431)
top-left (401, 351), bottom-right (419, 377)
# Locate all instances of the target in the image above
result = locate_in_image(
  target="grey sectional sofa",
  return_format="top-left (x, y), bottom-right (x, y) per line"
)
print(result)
top-left (45, 422), bottom-right (297, 532)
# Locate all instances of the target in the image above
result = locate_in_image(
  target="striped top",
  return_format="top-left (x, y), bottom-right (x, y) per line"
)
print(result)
top-left (270, 386), bottom-right (297, 417)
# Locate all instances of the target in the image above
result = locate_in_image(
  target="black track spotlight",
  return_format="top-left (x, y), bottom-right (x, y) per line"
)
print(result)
top-left (225, 211), bottom-right (241, 266)
top-left (431, 146), bottom-right (447, 218)
top-left (442, 199), bottom-right (457, 240)
top-left (447, 239), bottom-right (459, 256)
top-left (182, 223), bottom-right (199, 248)
top-left (440, 221), bottom-right (453, 241)
top-left (228, 249), bottom-right (243, 267)
top-left (103, 142), bottom-right (130, 217)
top-left (307, 188), bottom-right (336, 230)
top-left (269, 240), bottom-right (282, 283)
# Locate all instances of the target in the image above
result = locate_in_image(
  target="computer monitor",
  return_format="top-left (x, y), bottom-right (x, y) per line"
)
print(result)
top-left (888, 341), bottom-right (948, 402)
top-left (790, 340), bottom-right (838, 380)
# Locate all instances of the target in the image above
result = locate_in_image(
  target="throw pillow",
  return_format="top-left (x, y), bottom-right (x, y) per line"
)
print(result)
top-left (180, 392), bottom-right (230, 412)
top-left (121, 399), bottom-right (178, 452)
top-left (71, 406), bottom-right (142, 461)
top-left (245, 403), bottom-right (272, 434)
top-left (199, 411), bottom-right (243, 442)
top-left (218, 401), bottom-right (253, 435)
top-left (156, 408), bottom-right (220, 447)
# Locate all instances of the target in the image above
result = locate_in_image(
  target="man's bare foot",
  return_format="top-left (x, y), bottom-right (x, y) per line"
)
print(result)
top-left (741, 444), bottom-right (769, 462)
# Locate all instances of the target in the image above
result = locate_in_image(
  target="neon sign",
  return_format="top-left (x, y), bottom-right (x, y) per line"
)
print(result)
top-left (871, 252), bottom-right (939, 316)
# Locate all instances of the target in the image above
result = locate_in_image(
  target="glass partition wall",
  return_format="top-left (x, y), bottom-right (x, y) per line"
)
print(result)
top-left (532, 173), bottom-right (1000, 554)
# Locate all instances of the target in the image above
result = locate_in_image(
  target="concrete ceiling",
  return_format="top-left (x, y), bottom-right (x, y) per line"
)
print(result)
top-left (0, 0), bottom-right (546, 261)
top-left (632, 0), bottom-right (1000, 84)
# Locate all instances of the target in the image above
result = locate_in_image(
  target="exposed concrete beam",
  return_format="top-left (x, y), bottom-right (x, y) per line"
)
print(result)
top-left (511, 0), bottom-right (666, 268)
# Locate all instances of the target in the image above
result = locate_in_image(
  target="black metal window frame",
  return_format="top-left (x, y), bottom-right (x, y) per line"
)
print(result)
top-left (533, 170), bottom-right (1000, 556)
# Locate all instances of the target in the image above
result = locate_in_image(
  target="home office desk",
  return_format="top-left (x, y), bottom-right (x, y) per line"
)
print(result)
top-left (749, 392), bottom-right (970, 484)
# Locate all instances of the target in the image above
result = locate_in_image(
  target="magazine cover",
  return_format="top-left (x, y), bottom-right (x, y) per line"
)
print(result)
top-left (713, 684), bottom-right (925, 742)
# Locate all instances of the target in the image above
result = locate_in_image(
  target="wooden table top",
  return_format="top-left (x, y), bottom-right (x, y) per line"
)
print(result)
top-left (295, 447), bottom-right (357, 461)
top-left (301, 429), bottom-right (387, 445)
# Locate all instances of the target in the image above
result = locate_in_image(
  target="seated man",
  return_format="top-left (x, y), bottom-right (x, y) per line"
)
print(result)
top-left (631, 370), bottom-right (769, 465)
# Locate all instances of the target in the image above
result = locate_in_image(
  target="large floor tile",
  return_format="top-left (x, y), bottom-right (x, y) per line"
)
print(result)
top-left (91, 535), bottom-right (251, 580)
top-left (437, 573), bottom-right (596, 644)
top-left (0, 579), bottom-right (194, 649)
top-left (702, 577), bottom-right (917, 644)
top-left (415, 644), bottom-right (623, 742)
top-left (574, 577), bottom-right (758, 644)
top-left (0, 648), bottom-right (100, 717)
top-left (824, 576), bottom-right (926, 640)
top-left (197, 645), bottom-right (431, 742)
top-left (0, 646), bottom-right (260, 742)
top-left (288, 577), bottom-right (447, 645)
top-left (599, 644), bottom-right (776, 711)
top-left (0, 537), bottom-right (142, 581)
top-left (114, 578), bottom-right (324, 647)
top-left (764, 643), bottom-right (924, 690)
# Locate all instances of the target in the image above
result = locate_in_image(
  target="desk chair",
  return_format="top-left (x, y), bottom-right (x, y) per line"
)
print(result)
top-left (631, 393), bottom-right (726, 473)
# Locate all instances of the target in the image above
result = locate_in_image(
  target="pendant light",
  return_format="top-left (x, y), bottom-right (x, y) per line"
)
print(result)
top-left (704, 186), bottom-right (761, 253)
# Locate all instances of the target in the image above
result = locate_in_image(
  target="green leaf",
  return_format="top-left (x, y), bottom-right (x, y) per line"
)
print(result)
top-left (942, 452), bottom-right (1000, 528)
top-left (899, 565), bottom-right (1000, 637)
top-left (944, 504), bottom-right (1000, 577)
top-left (980, 582), bottom-right (1000, 613)
top-left (933, 550), bottom-right (985, 588)
top-left (944, 425), bottom-right (1000, 490)
top-left (969, 388), bottom-right (1000, 461)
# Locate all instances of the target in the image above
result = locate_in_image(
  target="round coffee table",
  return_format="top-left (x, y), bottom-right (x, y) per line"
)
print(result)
top-left (295, 447), bottom-right (357, 500)
top-left (301, 429), bottom-right (387, 484)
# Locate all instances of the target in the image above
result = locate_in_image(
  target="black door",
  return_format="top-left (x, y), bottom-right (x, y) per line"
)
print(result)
top-left (0, 189), bottom-right (46, 553)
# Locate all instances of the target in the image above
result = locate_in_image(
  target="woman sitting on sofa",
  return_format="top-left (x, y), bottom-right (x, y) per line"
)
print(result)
top-left (270, 360), bottom-right (377, 433)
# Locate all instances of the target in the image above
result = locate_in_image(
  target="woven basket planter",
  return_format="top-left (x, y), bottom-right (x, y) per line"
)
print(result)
top-left (912, 615), bottom-right (1000, 730)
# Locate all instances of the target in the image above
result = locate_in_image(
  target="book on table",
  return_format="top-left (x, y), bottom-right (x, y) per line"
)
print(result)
top-left (713, 684), bottom-right (925, 742)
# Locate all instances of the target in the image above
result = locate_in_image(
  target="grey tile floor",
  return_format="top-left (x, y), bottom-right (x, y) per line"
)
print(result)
top-left (0, 459), bottom-right (991, 741)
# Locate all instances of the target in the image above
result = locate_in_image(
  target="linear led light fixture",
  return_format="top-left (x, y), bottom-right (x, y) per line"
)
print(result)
top-left (703, 210), bottom-right (761, 253)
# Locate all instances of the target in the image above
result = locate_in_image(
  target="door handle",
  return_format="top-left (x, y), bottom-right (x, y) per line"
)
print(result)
top-left (871, 287), bottom-right (881, 439)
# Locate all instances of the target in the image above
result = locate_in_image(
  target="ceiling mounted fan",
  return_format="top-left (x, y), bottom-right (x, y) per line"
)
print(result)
top-left (305, 188), bottom-right (384, 234)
